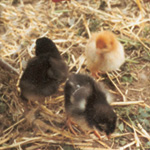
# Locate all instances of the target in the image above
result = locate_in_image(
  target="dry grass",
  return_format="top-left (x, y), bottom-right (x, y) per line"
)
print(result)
top-left (0, 0), bottom-right (150, 149)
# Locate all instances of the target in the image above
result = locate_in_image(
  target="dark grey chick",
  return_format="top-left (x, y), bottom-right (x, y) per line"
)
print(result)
top-left (19, 37), bottom-right (68, 102)
top-left (64, 73), bottom-right (117, 138)
top-left (65, 74), bottom-right (92, 117)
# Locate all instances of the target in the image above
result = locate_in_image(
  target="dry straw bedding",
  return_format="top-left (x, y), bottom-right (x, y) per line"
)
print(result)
top-left (0, 0), bottom-right (150, 149)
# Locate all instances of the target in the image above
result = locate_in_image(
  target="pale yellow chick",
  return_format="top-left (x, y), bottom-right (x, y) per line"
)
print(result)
top-left (85, 31), bottom-right (125, 76)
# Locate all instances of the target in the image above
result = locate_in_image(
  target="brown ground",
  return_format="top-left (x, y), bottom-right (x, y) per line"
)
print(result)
top-left (0, 0), bottom-right (150, 149)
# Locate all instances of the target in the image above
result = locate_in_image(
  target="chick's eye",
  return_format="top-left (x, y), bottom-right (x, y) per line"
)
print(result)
top-left (109, 123), bottom-right (115, 130)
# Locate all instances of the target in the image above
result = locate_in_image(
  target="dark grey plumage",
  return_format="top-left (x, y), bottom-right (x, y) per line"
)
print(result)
top-left (19, 37), bottom-right (68, 101)
top-left (64, 73), bottom-right (117, 136)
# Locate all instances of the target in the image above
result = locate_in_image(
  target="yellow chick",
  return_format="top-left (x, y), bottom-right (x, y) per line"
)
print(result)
top-left (85, 31), bottom-right (125, 77)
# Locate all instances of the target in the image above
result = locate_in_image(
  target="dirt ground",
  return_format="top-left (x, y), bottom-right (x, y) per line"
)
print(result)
top-left (0, 0), bottom-right (150, 149)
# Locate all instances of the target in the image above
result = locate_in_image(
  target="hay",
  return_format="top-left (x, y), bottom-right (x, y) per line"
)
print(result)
top-left (0, 0), bottom-right (150, 149)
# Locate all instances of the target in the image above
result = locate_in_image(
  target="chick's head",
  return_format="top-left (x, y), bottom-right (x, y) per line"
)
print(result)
top-left (70, 85), bottom-right (92, 112)
top-left (35, 37), bottom-right (61, 58)
top-left (93, 104), bottom-right (117, 135)
top-left (96, 31), bottom-right (118, 54)
top-left (64, 74), bottom-right (93, 115)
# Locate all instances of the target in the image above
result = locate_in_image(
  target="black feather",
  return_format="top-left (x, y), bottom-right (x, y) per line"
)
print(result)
top-left (35, 37), bottom-right (61, 59)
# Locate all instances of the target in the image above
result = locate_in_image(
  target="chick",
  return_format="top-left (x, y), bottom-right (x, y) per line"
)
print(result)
top-left (85, 31), bottom-right (125, 76)
top-left (19, 37), bottom-right (68, 102)
top-left (64, 73), bottom-right (117, 138)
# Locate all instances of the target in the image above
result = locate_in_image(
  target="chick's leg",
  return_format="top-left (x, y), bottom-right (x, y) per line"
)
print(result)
top-left (92, 71), bottom-right (103, 80)
top-left (94, 130), bottom-right (102, 140)
top-left (87, 129), bottom-right (102, 140)
top-left (63, 116), bottom-right (78, 135)
top-left (67, 117), bottom-right (78, 135)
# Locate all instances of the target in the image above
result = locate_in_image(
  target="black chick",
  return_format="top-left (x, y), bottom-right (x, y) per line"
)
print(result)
top-left (64, 73), bottom-right (117, 137)
top-left (19, 37), bottom-right (68, 101)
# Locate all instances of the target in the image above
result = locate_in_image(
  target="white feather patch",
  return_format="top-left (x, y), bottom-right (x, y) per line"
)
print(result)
top-left (79, 99), bottom-right (86, 110)
top-left (98, 82), bottom-right (114, 104)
